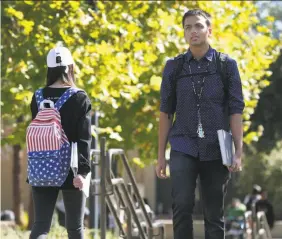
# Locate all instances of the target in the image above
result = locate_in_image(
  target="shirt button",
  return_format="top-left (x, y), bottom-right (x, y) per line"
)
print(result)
top-left (198, 65), bottom-right (201, 69)
top-left (198, 81), bottom-right (200, 83)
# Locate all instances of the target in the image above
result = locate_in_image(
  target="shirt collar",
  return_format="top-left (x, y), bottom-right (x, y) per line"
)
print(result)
top-left (186, 46), bottom-right (214, 62)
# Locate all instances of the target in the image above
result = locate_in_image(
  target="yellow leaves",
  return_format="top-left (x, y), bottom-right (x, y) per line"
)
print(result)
top-left (157, 8), bottom-right (176, 31)
top-left (97, 1), bottom-right (105, 11)
top-left (132, 157), bottom-right (145, 168)
top-left (144, 52), bottom-right (158, 64)
top-left (244, 131), bottom-right (259, 144)
top-left (259, 80), bottom-right (271, 88)
top-left (50, 1), bottom-right (63, 9)
top-left (18, 20), bottom-right (34, 35)
top-left (133, 42), bottom-right (146, 52)
top-left (98, 126), bottom-right (124, 142)
top-left (97, 41), bottom-right (114, 55)
top-left (10, 84), bottom-right (33, 105)
top-left (147, 19), bottom-right (159, 29)
top-left (59, 29), bottom-right (75, 45)
top-left (23, 1), bottom-right (34, 5)
top-left (90, 30), bottom-right (99, 39)
top-left (5, 7), bottom-right (23, 19)
top-left (127, 23), bottom-right (141, 35)
top-left (114, 125), bottom-right (122, 132)
top-left (257, 26), bottom-right (271, 34)
top-left (150, 75), bottom-right (162, 91)
top-left (266, 16), bottom-right (275, 23)
top-left (69, 1), bottom-right (80, 11)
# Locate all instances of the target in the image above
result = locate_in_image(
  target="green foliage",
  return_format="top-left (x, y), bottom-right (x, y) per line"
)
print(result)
top-left (1, 1), bottom-right (280, 163)
top-left (237, 141), bottom-right (282, 218)
top-left (248, 50), bottom-right (282, 153)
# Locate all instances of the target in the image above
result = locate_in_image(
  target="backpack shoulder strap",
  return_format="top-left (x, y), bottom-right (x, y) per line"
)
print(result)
top-left (216, 52), bottom-right (229, 96)
top-left (55, 87), bottom-right (84, 111)
top-left (167, 53), bottom-right (185, 118)
top-left (34, 88), bottom-right (44, 110)
top-left (216, 52), bottom-right (230, 129)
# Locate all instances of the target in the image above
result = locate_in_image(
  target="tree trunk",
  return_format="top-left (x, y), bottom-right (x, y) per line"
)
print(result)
top-left (13, 143), bottom-right (23, 226)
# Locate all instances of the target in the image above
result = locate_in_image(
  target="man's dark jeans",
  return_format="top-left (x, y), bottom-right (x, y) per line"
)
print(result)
top-left (170, 150), bottom-right (230, 239)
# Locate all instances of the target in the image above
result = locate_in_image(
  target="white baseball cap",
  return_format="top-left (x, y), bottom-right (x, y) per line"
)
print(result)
top-left (46, 46), bottom-right (74, 68)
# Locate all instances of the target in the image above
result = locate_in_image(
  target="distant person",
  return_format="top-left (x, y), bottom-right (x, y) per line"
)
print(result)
top-left (244, 184), bottom-right (262, 211)
top-left (226, 198), bottom-right (246, 221)
top-left (256, 190), bottom-right (275, 229)
top-left (1, 210), bottom-right (15, 221)
top-left (26, 46), bottom-right (92, 239)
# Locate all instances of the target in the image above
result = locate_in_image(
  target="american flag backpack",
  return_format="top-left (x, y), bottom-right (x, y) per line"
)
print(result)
top-left (26, 87), bottom-right (81, 187)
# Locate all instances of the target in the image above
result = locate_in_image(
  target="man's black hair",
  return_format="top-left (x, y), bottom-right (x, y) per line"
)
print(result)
top-left (182, 9), bottom-right (211, 28)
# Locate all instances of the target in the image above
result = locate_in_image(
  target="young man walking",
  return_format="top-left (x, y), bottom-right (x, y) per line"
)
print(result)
top-left (156, 9), bottom-right (245, 239)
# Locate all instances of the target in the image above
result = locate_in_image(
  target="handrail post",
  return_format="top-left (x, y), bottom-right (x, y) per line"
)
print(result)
top-left (251, 202), bottom-right (257, 239)
top-left (121, 154), bottom-right (154, 228)
top-left (100, 137), bottom-right (107, 239)
top-left (126, 207), bottom-right (132, 239)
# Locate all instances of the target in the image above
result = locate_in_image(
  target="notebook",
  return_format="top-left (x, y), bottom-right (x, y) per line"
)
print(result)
top-left (217, 129), bottom-right (234, 167)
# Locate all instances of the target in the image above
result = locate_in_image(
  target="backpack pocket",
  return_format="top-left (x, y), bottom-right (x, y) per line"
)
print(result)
top-left (27, 150), bottom-right (67, 186)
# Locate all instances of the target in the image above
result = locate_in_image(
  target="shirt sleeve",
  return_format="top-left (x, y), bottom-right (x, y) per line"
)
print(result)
top-left (160, 58), bottom-right (177, 114)
top-left (226, 58), bottom-right (245, 115)
top-left (75, 92), bottom-right (92, 176)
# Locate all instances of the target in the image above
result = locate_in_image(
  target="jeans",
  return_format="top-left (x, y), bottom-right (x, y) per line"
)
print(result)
top-left (170, 150), bottom-right (230, 239)
top-left (30, 187), bottom-right (86, 239)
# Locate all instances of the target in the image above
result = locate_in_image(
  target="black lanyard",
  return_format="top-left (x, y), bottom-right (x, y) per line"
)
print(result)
top-left (187, 61), bottom-right (210, 109)
top-left (186, 60), bottom-right (211, 138)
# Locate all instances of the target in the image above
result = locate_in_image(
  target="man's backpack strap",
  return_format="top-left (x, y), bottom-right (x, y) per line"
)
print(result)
top-left (216, 52), bottom-right (229, 97)
top-left (167, 53), bottom-right (185, 118)
top-left (35, 88), bottom-right (44, 110)
top-left (55, 87), bottom-right (84, 111)
top-left (216, 52), bottom-right (230, 129)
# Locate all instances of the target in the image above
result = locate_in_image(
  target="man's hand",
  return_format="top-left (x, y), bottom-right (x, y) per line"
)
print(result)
top-left (156, 157), bottom-right (168, 179)
top-left (73, 174), bottom-right (85, 190)
top-left (229, 152), bottom-right (242, 172)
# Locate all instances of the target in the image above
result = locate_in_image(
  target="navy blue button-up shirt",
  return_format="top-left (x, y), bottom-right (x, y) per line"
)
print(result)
top-left (160, 47), bottom-right (245, 161)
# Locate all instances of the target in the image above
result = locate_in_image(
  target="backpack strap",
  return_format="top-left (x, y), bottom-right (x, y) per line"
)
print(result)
top-left (216, 52), bottom-right (230, 129)
top-left (216, 52), bottom-right (228, 97)
top-left (55, 87), bottom-right (84, 111)
top-left (167, 53), bottom-right (185, 118)
top-left (34, 88), bottom-right (44, 110)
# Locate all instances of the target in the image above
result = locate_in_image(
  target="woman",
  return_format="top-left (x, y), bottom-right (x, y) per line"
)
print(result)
top-left (28, 46), bottom-right (92, 239)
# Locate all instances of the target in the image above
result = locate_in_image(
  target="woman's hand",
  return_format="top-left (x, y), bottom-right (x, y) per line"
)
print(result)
top-left (73, 175), bottom-right (85, 190)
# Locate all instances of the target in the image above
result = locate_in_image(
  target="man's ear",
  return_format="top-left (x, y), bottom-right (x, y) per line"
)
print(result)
top-left (208, 26), bottom-right (212, 37)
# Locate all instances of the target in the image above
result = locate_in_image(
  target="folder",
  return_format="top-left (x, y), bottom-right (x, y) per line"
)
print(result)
top-left (217, 129), bottom-right (234, 167)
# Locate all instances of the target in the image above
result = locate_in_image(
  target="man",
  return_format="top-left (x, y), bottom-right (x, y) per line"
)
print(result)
top-left (244, 184), bottom-right (262, 211)
top-left (256, 190), bottom-right (275, 229)
top-left (156, 9), bottom-right (245, 239)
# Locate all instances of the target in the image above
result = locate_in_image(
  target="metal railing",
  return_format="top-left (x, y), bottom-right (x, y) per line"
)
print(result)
top-left (257, 211), bottom-right (272, 239)
top-left (90, 137), bottom-right (165, 239)
top-left (244, 206), bottom-right (272, 239)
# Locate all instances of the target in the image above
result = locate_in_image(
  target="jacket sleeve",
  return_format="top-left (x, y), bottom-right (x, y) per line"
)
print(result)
top-left (75, 92), bottom-right (92, 176)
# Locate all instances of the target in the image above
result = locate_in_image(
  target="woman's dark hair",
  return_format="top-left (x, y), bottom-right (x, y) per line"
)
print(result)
top-left (46, 64), bottom-right (75, 86)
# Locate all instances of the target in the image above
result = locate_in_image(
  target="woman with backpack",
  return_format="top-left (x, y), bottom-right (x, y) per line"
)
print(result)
top-left (26, 46), bottom-right (92, 239)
